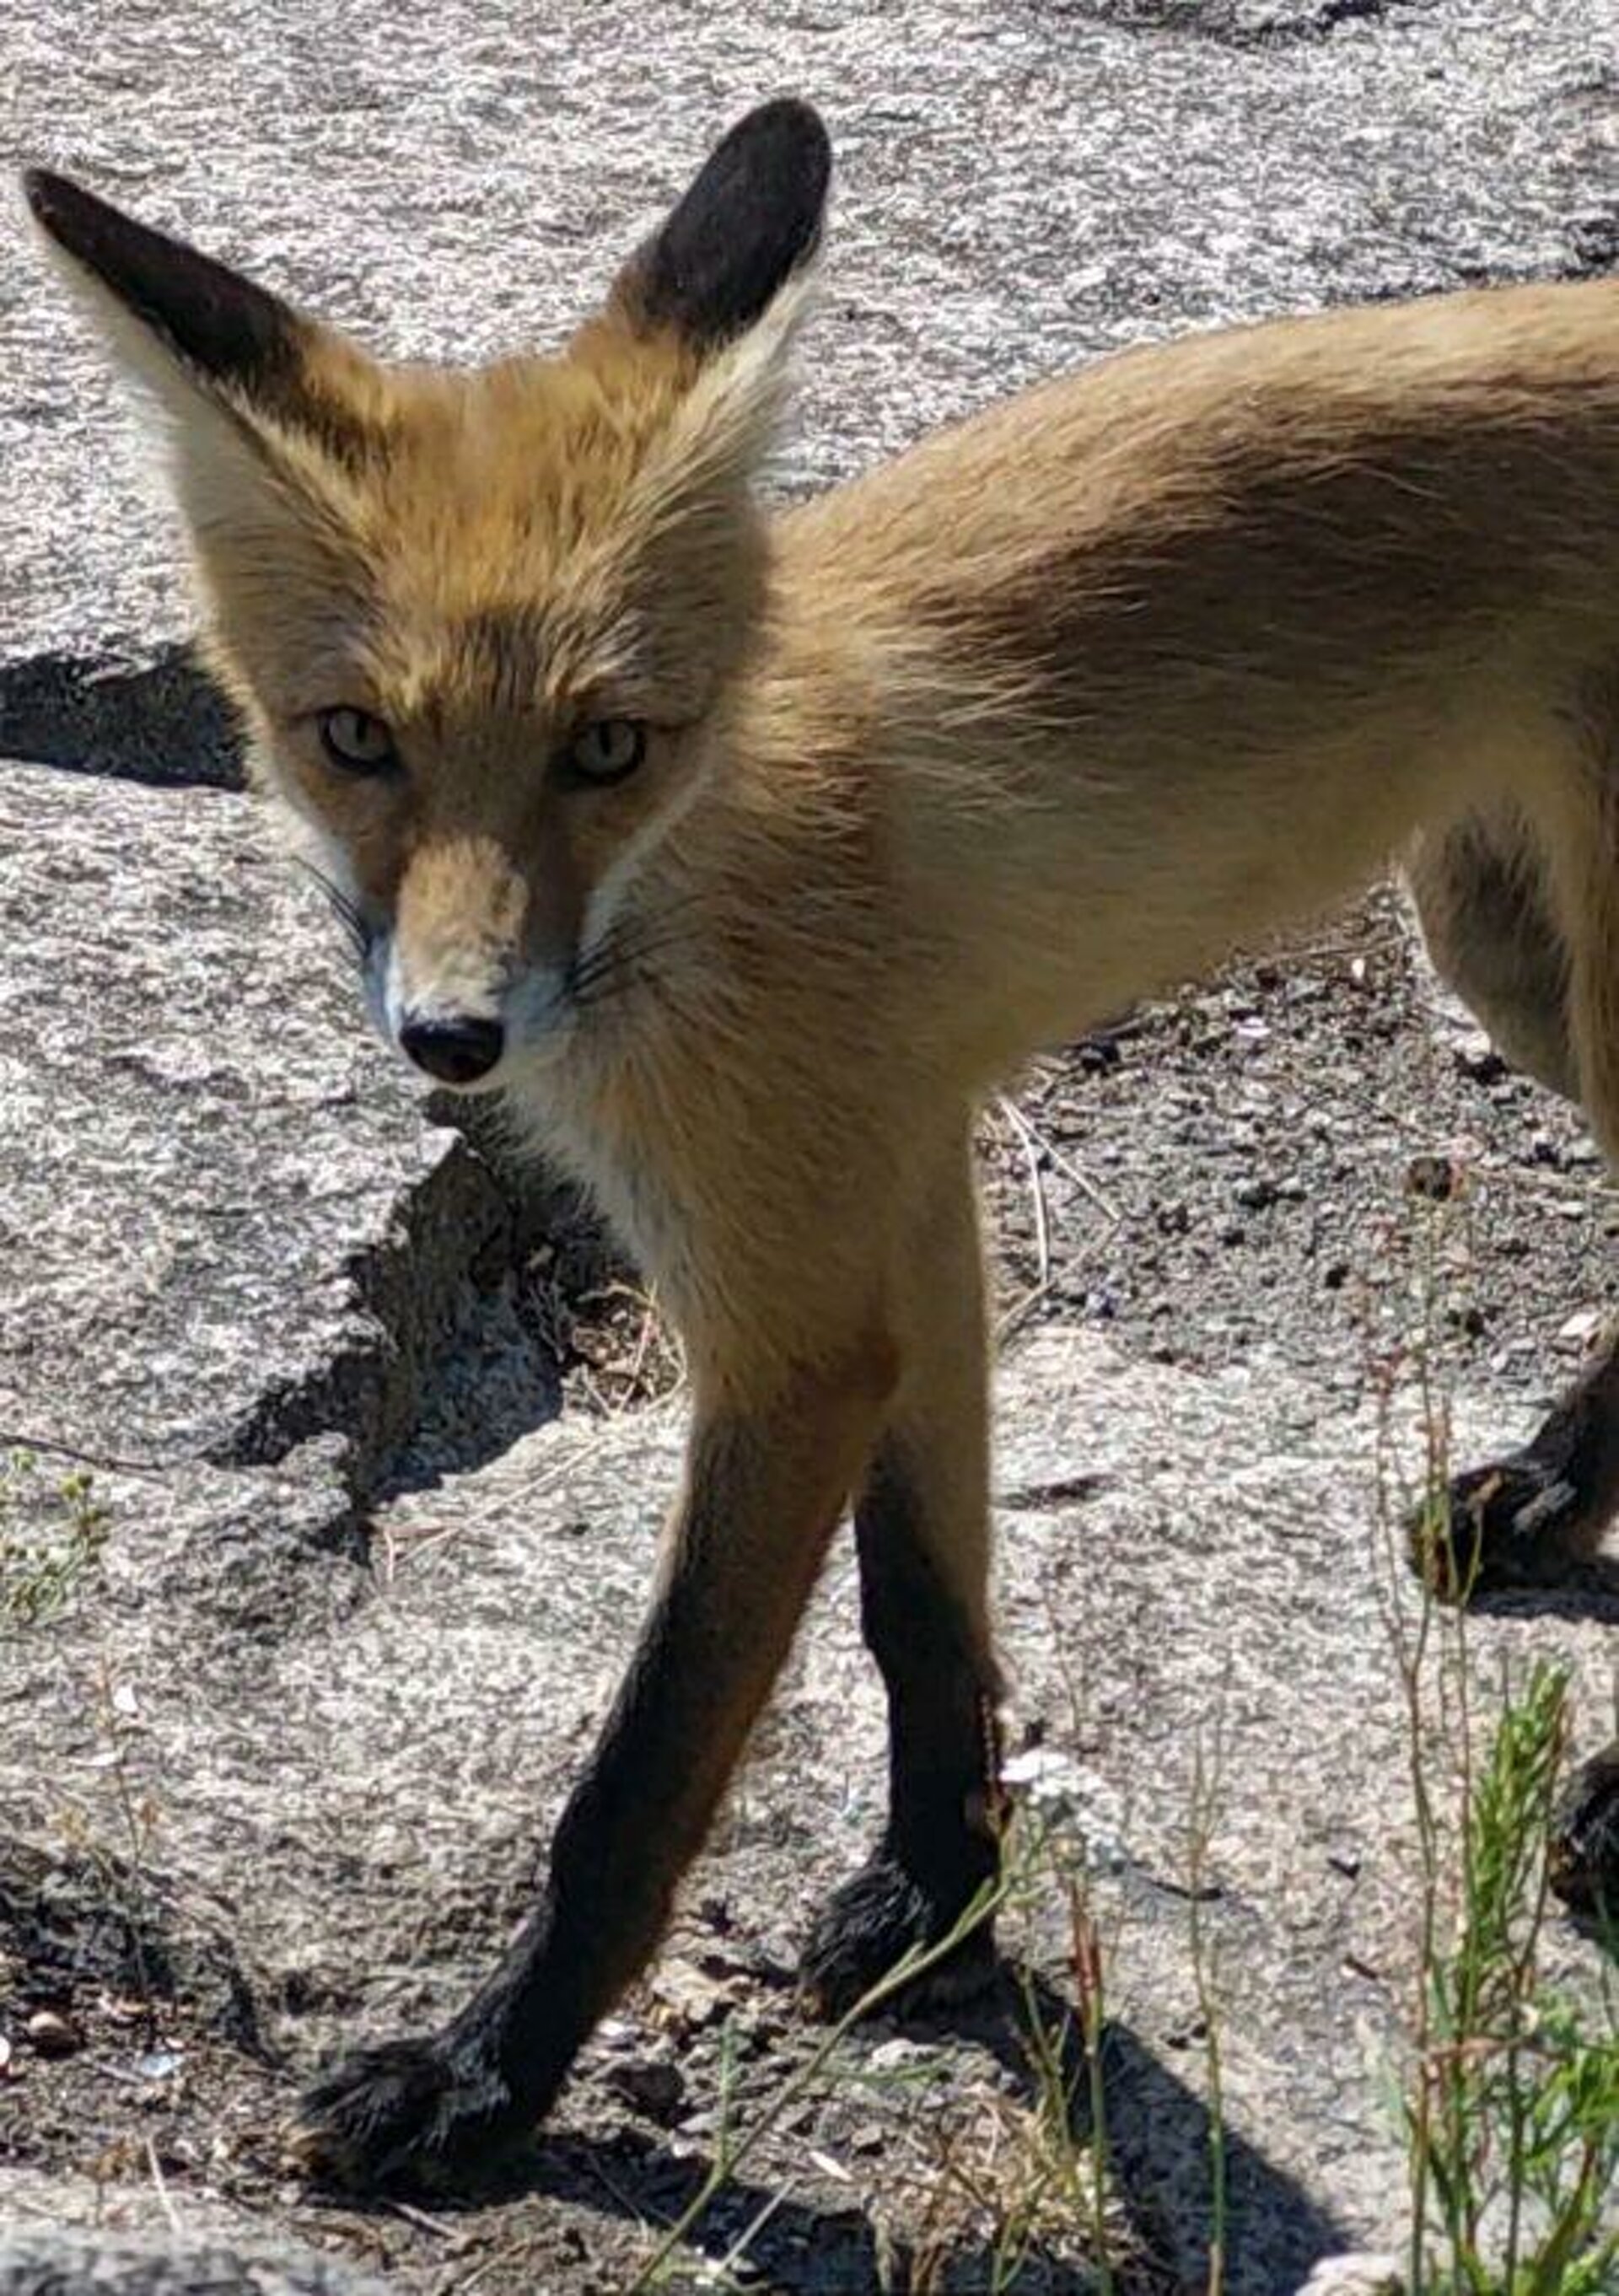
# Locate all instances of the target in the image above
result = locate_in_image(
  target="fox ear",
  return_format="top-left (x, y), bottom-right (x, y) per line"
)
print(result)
top-left (26, 170), bottom-right (307, 400)
top-left (23, 169), bottom-right (377, 473)
top-left (610, 99), bottom-right (831, 352)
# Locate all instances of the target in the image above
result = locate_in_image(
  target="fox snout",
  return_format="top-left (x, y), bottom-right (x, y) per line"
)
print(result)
top-left (373, 834), bottom-right (578, 1094)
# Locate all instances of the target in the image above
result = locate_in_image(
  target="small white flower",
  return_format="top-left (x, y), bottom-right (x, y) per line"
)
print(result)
top-left (1001, 1748), bottom-right (1130, 1874)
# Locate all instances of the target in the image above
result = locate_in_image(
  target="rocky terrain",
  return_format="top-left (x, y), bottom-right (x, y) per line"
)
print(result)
top-left (2, 4), bottom-right (1616, 2293)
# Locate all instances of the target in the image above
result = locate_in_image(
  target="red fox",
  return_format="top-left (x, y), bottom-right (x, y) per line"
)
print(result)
top-left (26, 98), bottom-right (1619, 2190)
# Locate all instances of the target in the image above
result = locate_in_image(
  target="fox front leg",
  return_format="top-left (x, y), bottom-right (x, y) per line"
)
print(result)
top-left (802, 1131), bottom-right (1007, 2015)
top-left (288, 1353), bottom-right (890, 2191)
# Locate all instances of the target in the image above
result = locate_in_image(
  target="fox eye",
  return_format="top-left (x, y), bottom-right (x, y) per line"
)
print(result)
top-left (561, 718), bottom-right (647, 786)
top-left (318, 707), bottom-right (398, 777)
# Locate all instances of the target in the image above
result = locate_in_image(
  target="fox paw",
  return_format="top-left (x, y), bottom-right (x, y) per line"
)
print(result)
top-left (287, 2031), bottom-right (529, 2193)
top-left (1408, 1452), bottom-right (1584, 1603)
top-left (799, 1852), bottom-right (998, 2021)
top-left (1548, 1740), bottom-right (1619, 1923)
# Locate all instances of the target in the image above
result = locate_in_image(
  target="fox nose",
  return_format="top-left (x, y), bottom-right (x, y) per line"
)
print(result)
top-left (399, 1012), bottom-right (505, 1085)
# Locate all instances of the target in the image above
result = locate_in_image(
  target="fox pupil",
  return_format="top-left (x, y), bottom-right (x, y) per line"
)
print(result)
top-left (319, 707), bottom-right (397, 777)
top-left (563, 718), bottom-right (647, 785)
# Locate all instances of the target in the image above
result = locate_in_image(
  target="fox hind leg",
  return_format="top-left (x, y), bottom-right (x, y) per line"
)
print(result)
top-left (1407, 707), bottom-right (1619, 1922)
top-left (1406, 809), bottom-right (1574, 1101)
top-left (1410, 1324), bottom-right (1619, 1602)
top-left (1406, 795), bottom-right (1619, 1593)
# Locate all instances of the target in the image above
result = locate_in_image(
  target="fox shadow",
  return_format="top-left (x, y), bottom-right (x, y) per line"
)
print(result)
top-left (495, 1971), bottom-right (1348, 2294)
top-left (1466, 1551), bottom-right (1619, 1625)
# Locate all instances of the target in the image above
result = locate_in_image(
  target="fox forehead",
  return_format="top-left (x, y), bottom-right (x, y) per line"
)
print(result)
top-left (221, 335), bottom-right (713, 722)
top-left (354, 336), bottom-right (697, 577)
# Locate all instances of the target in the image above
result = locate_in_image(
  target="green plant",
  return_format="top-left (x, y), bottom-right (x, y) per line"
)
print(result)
top-left (1376, 1178), bottom-right (1619, 2295)
top-left (0, 1449), bottom-right (110, 1628)
top-left (1406, 1661), bottom-right (1619, 2296)
top-left (994, 1812), bottom-right (1121, 2295)
top-left (626, 1791), bottom-right (1153, 2295)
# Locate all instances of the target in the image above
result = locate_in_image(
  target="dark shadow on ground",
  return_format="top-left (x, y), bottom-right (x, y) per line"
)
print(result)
top-left (527, 2128), bottom-right (1104, 2294)
top-left (371, 1176), bottom-right (637, 1500)
top-left (374, 1326), bottom-right (567, 1501)
top-left (978, 1970), bottom-right (1347, 2294)
top-left (1469, 1556), bottom-right (1619, 1625)
top-left (0, 643), bottom-right (244, 788)
top-left (320, 1968), bottom-right (1350, 2294)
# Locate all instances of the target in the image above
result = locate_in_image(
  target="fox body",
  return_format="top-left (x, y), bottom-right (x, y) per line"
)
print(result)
top-left (27, 102), bottom-right (1619, 2187)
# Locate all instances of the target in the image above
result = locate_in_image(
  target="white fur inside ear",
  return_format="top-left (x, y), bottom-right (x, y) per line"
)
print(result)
top-left (639, 263), bottom-right (821, 517)
top-left (29, 213), bottom-right (291, 543)
top-left (26, 204), bottom-right (356, 559)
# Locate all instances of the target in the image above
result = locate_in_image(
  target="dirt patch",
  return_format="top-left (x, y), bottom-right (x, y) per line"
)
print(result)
top-left (982, 886), bottom-right (1615, 1419)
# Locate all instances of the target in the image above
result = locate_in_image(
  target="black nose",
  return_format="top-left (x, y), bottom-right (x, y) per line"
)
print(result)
top-left (399, 1013), bottom-right (505, 1085)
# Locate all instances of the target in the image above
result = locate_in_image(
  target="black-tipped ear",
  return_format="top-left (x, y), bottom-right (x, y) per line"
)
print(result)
top-left (614, 99), bottom-right (831, 350)
top-left (24, 168), bottom-right (306, 399)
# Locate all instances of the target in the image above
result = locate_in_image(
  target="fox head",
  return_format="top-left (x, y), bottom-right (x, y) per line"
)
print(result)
top-left (26, 100), bottom-right (831, 1093)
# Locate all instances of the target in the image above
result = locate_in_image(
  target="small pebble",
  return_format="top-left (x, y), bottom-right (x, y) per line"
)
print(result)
top-left (1297, 2256), bottom-right (1403, 2296)
top-left (1452, 1031), bottom-right (1506, 1084)
top-left (867, 2036), bottom-right (933, 2074)
top-left (26, 2010), bottom-right (80, 2059)
top-left (1405, 1153), bottom-right (1458, 1201)
top-left (605, 2056), bottom-right (686, 2123)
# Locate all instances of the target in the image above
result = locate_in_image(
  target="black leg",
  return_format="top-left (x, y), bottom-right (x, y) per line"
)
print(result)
top-left (801, 1436), bottom-right (1004, 2018)
top-left (1548, 1740), bottom-right (1619, 1923)
top-left (1409, 1326), bottom-right (1619, 1938)
top-left (290, 1374), bottom-right (885, 2191)
top-left (1411, 1323), bottom-right (1619, 1599)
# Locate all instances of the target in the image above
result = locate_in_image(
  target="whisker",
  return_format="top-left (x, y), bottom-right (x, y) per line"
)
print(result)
top-left (568, 932), bottom-right (690, 1011)
top-left (572, 912), bottom-right (708, 986)
top-left (293, 856), bottom-right (374, 958)
top-left (567, 896), bottom-right (713, 1007)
